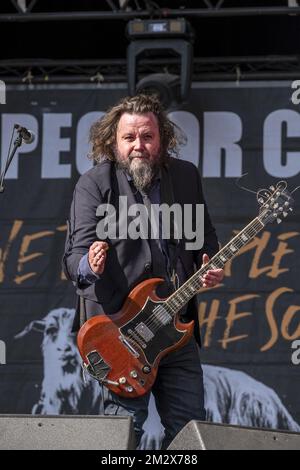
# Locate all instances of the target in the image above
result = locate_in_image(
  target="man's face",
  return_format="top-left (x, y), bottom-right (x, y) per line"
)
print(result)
top-left (116, 112), bottom-right (161, 171)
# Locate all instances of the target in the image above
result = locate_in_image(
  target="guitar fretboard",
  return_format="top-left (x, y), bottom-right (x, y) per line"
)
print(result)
top-left (165, 216), bottom-right (265, 316)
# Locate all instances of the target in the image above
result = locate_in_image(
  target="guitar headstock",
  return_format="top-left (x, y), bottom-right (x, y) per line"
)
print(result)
top-left (257, 181), bottom-right (294, 226)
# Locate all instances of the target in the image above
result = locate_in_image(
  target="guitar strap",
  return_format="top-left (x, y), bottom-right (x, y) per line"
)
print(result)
top-left (160, 164), bottom-right (182, 291)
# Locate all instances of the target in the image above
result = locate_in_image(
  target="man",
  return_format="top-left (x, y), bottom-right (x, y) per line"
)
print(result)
top-left (63, 94), bottom-right (224, 449)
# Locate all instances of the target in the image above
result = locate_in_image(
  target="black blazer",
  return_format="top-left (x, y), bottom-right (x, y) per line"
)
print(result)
top-left (63, 157), bottom-right (219, 338)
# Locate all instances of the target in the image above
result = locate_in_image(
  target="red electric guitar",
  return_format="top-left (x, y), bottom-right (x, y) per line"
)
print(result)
top-left (77, 182), bottom-right (294, 398)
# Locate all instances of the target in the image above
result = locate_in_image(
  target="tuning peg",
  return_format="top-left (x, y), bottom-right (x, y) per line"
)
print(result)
top-left (270, 185), bottom-right (275, 191)
top-left (289, 207), bottom-right (293, 212)
top-left (283, 212), bottom-right (288, 217)
top-left (277, 218), bottom-right (282, 224)
top-left (258, 197), bottom-right (264, 204)
top-left (273, 203), bottom-right (279, 209)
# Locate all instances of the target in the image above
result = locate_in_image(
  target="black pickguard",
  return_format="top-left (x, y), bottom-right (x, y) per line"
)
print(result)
top-left (120, 298), bottom-right (186, 366)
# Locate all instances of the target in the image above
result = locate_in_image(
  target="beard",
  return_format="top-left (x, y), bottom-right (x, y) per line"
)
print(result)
top-left (116, 150), bottom-right (161, 193)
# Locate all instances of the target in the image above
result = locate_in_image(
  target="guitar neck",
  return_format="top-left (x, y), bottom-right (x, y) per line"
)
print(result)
top-left (165, 216), bottom-right (265, 315)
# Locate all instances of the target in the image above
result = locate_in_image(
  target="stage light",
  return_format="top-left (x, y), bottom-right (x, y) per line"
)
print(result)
top-left (127, 18), bottom-right (190, 38)
top-left (126, 18), bottom-right (193, 110)
top-left (135, 73), bottom-right (180, 110)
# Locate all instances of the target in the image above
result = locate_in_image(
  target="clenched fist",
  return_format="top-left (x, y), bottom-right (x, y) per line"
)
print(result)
top-left (88, 241), bottom-right (109, 275)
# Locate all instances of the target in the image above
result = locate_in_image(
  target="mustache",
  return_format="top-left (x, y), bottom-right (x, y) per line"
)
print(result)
top-left (129, 152), bottom-right (149, 160)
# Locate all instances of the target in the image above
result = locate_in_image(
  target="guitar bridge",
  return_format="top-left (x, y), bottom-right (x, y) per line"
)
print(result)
top-left (84, 350), bottom-right (111, 383)
top-left (119, 335), bottom-right (140, 357)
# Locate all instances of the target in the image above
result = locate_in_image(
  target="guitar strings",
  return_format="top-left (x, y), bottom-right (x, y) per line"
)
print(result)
top-left (125, 189), bottom-right (292, 342)
top-left (140, 218), bottom-right (264, 335)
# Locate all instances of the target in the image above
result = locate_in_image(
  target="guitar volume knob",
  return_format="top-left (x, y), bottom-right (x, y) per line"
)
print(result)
top-left (130, 370), bottom-right (138, 378)
top-left (142, 365), bottom-right (151, 374)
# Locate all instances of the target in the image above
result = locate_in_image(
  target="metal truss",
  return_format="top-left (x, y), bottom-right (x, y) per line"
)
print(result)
top-left (1, 55), bottom-right (300, 84)
top-left (2, 1), bottom-right (300, 21)
top-left (2, 1), bottom-right (300, 84)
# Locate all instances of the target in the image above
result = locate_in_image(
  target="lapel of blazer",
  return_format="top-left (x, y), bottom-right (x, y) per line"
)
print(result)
top-left (113, 164), bottom-right (151, 258)
top-left (114, 164), bottom-right (137, 209)
top-left (160, 161), bottom-right (182, 247)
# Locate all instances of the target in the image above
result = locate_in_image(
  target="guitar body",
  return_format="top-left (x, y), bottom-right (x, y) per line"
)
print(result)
top-left (77, 278), bottom-right (194, 398)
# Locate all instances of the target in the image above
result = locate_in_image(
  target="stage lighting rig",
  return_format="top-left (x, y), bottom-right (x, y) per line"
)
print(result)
top-left (126, 18), bottom-right (194, 110)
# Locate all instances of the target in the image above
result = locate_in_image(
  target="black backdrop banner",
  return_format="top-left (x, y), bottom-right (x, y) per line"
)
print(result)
top-left (0, 82), bottom-right (299, 439)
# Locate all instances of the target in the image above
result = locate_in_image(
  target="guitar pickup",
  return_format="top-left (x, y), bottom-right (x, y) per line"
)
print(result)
top-left (85, 350), bottom-right (111, 382)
